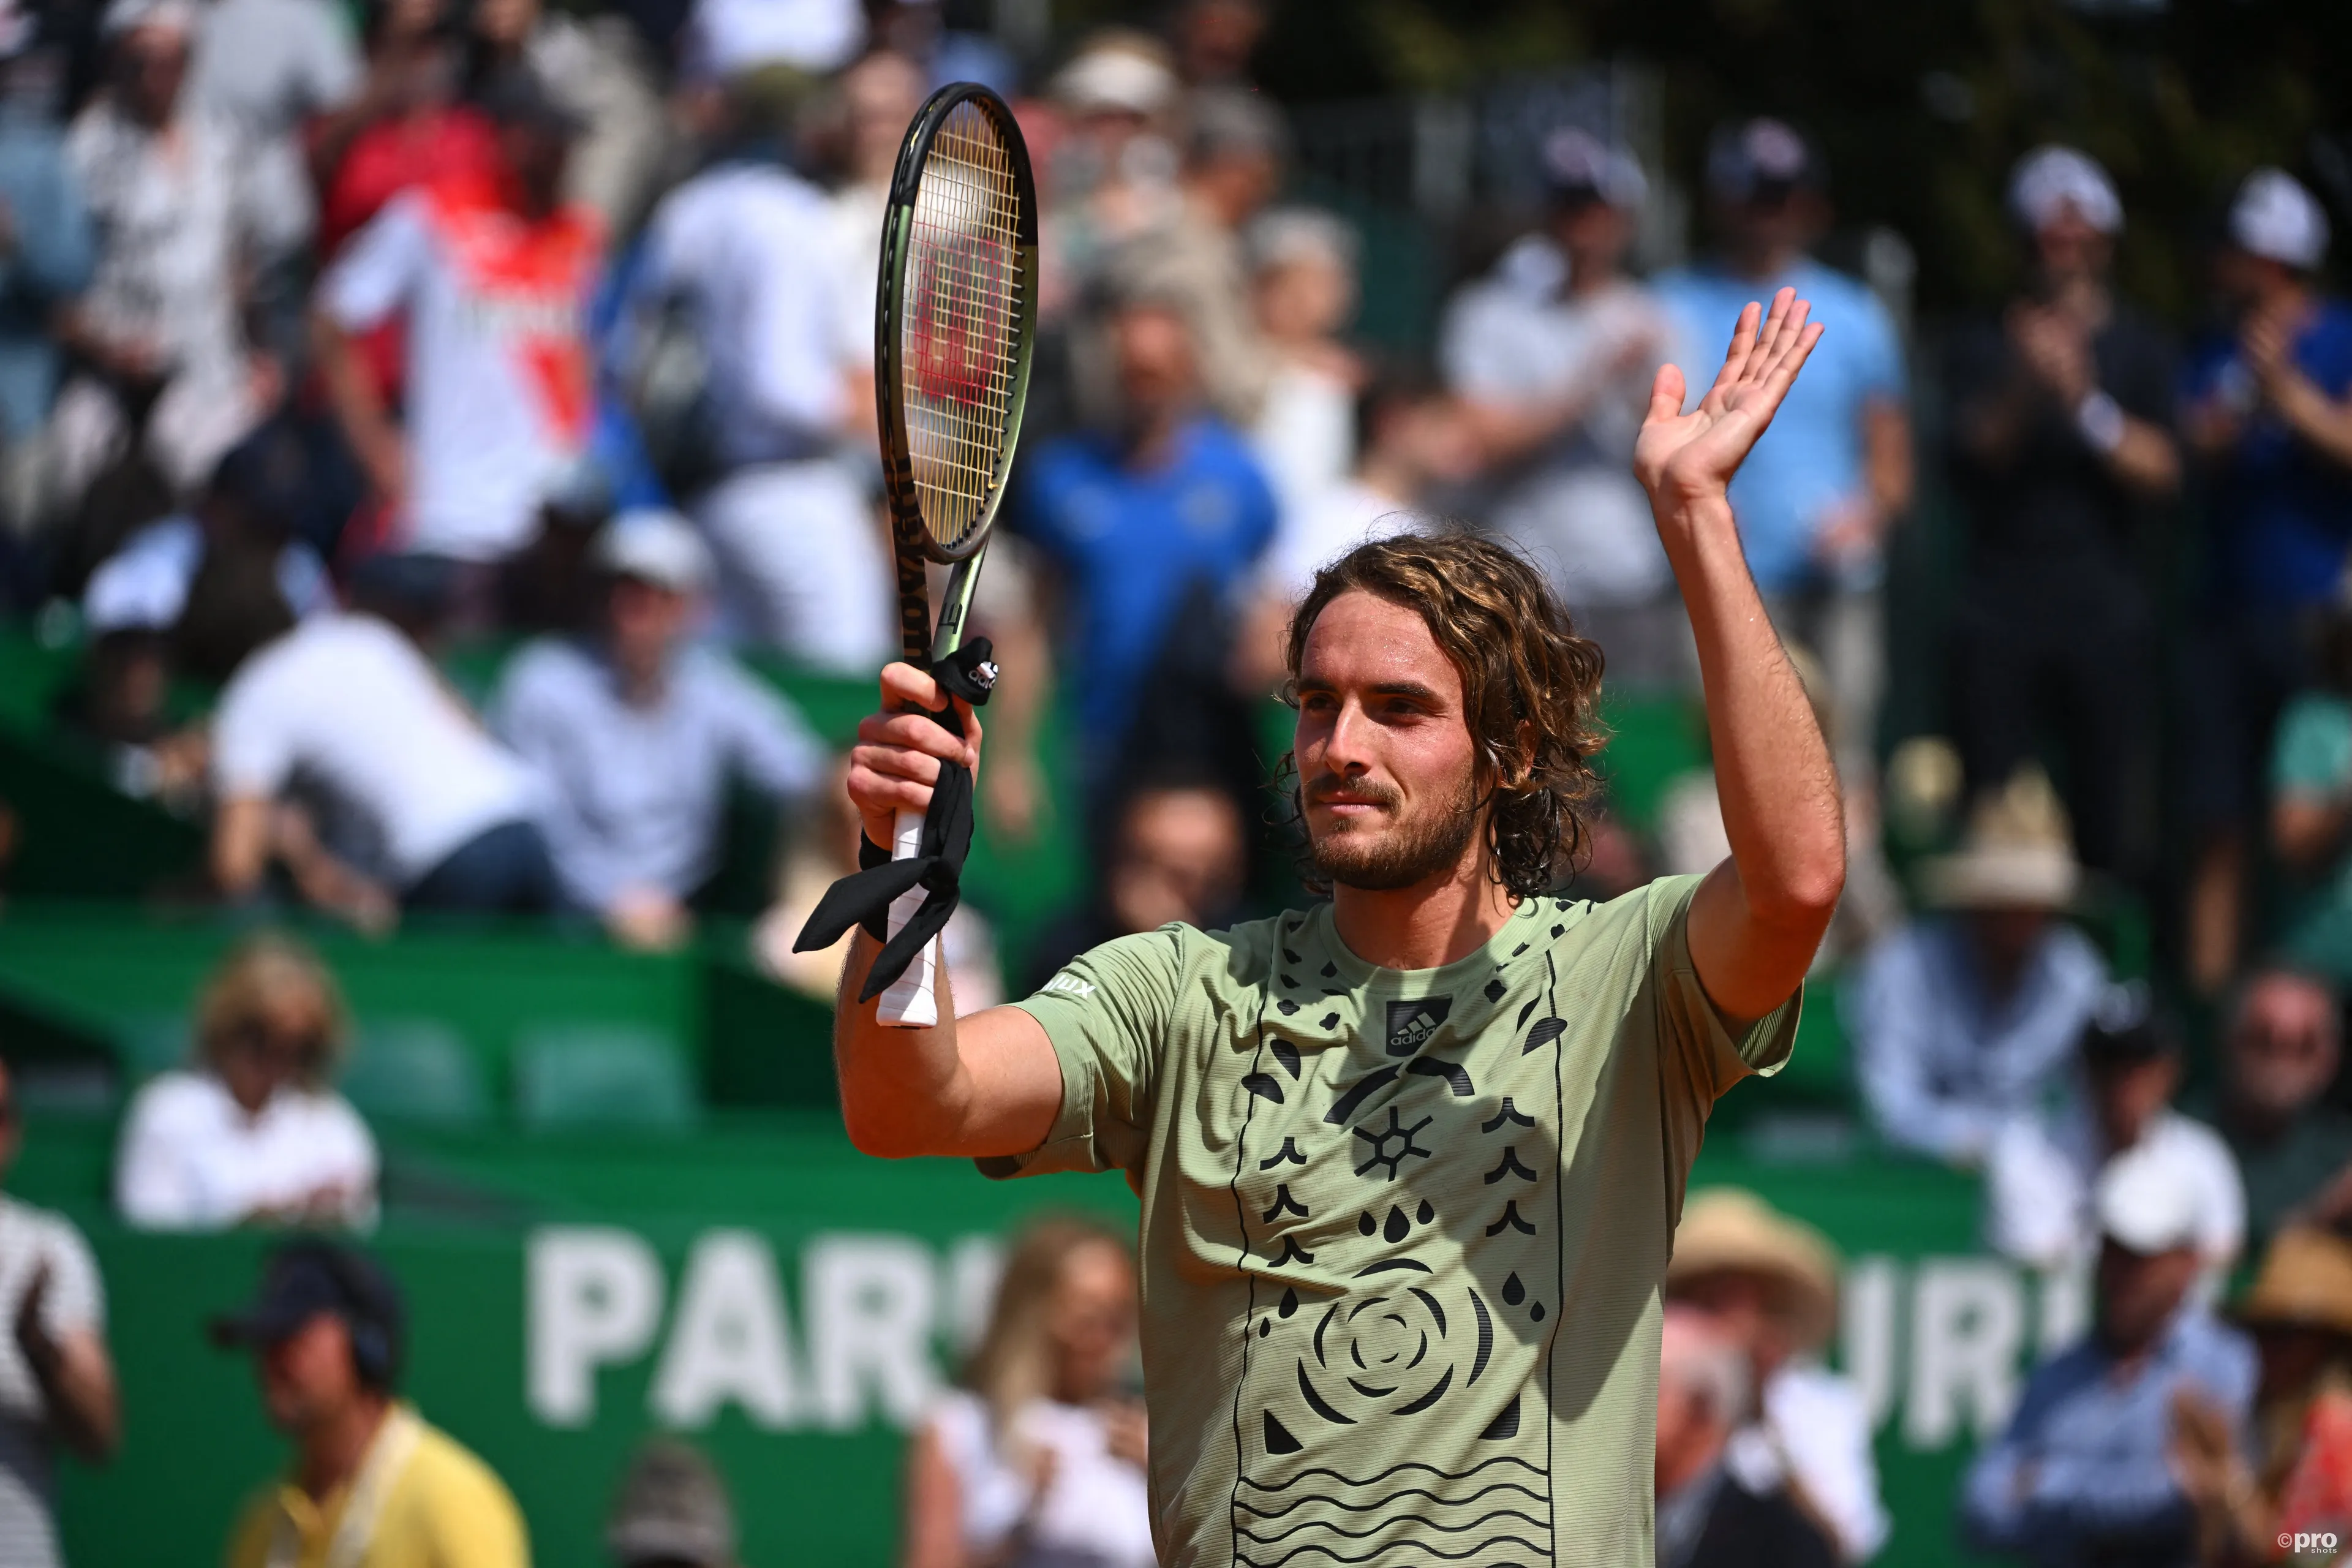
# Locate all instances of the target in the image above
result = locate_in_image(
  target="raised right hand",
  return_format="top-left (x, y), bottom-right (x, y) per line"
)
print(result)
top-left (846, 662), bottom-right (983, 852)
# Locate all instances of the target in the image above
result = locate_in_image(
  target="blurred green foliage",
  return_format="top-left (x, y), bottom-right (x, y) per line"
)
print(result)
top-left (1234, 0), bottom-right (2352, 317)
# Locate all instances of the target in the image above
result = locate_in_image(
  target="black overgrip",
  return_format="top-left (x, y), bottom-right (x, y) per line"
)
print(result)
top-left (792, 639), bottom-right (998, 1001)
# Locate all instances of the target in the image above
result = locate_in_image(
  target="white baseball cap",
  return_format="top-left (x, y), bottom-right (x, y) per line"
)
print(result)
top-left (2095, 1140), bottom-right (2203, 1255)
top-left (2230, 168), bottom-right (2330, 271)
top-left (2009, 145), bottom-right (2123, 236)
top-left (591, 509), bottom-right (712, 594)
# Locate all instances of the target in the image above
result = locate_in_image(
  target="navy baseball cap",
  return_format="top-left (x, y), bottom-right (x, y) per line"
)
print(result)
top-left (209, 1240), bottom-right (404, 1357)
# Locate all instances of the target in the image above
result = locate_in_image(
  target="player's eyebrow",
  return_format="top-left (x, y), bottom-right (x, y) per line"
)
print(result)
top-left (1295, 674), bottom-right (1447, 706)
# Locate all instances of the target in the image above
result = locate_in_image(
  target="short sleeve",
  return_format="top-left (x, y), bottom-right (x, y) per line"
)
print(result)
top-left (318, 192), bottom-right (432, 330)
top-left (37, 1216), bottom-right (104, 1336)
top-left (2272, 695), bottom-right (2352, 799)
top-left (985, 929), bottom-right (1184, 1181)
top-left (1845, 288), bottom-right (1907, 405)
top-left (712, 663), bottom-right (824, 802)
top-left (1648, 874), bottom-right (1803, 1095)
top-left (210, 648), bottom-right (300, 799)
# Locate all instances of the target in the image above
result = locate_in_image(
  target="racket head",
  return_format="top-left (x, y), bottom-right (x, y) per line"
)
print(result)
top-left (875, 83), bottom-right (1039, 575)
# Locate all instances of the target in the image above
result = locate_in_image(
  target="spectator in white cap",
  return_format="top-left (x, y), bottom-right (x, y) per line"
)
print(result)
top-left (1945, 146), bottom-right (2180, 904)
top-left (494, 508), bottom-right (826, 951)
top-left (1440, 127), bottom-right (1685, 685)
top-left (1986, 982), bottom-right (2246, 1306)
top-left (2180, 165), bottom-right (2352, 990)
top-left (1652, 118), bottom-right (1912, 775)
top-left (629, 67), bottom-right (895, 673)
top-left (1039, 32), bottom-right (1181, 317)
top-left (1961, 1140), bottom-right (2257, 1567)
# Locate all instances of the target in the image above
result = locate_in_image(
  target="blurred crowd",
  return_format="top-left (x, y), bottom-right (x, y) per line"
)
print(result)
top-left (0, 0), bottom-right (2346, 1562)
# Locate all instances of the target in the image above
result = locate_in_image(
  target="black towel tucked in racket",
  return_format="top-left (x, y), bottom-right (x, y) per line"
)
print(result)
top-left (793, 640), bottom-right (998, 1000)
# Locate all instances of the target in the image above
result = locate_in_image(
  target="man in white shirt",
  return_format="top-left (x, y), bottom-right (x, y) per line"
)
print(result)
top-left (311, 72), bottom-right (601, 565)
top-left (1987, 983), bottom-right (2247, 1293)
top-left (1441, 128), bottom-right (1682, 687)
top-left (0, 1060), bottom-right (119, 1568)
top-left (632, 73), bottom-right (890, 671)
top-left (494, 510), bottom-right (824, 950)
top-left (209, 554), bottom-right (556, 922)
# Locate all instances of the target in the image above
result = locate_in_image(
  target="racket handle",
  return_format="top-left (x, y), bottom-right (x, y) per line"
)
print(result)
top-left (875, 806), bottom-right (941, 1028)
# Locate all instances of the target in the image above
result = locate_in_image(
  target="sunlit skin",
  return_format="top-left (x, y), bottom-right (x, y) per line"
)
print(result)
top-left (1291, 591), bottom-right (1509, 959)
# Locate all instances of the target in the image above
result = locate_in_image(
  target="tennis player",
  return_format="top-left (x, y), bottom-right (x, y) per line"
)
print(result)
top-left (835, 288), bottom-right (1843, 1568)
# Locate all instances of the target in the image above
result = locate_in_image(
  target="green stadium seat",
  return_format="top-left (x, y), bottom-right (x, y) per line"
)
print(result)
top-left (115, 1014), bottom-right (190, 1080)
top-left (340, 1020), bottom-right (492, 1127)
top-left (510, 1023), bottom-right (698, 1132)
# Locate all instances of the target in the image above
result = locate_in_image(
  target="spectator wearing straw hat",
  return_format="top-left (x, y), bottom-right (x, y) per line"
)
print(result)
top-left (1668, 1189), bottom-right (1889, 1564)
top-left (608, 1436), bottom-right (739, 1568)
top-left (1654, 1306), bottom-right (1838, 1568)
top-left (1961, 1144), bottom-right (2257, 1567)
top-left (2172, 1226), bottom-right (2352, 1566)
top-left (1985, 983), bottom-right (2246, 1289)
top-left (2181, 167), bottom-right (2352, 989)
top-left (494, 508), bottom-right (823, 951)
top-left (1946, 146), bottom-right (2179, 895)
top-left (1849, 771), bottom-right (2109, 1164)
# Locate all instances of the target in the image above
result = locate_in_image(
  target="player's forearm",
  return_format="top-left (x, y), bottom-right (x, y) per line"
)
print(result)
top-left (1667, 492), bottom-right (1846, 927)
top-left (835, 931), bottom-right (973, 1157)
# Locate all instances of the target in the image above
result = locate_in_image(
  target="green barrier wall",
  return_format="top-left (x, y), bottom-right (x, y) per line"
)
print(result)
top-left (18, 1115), bottom-right (2046, 1568)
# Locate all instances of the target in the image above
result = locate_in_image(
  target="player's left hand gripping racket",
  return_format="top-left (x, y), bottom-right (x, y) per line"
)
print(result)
top-left (792, 83), bottom-right (1038, 1028)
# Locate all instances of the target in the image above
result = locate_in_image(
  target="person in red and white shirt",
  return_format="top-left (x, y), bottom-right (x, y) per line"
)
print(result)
top-left (311, 70), bottom-right (601, 565)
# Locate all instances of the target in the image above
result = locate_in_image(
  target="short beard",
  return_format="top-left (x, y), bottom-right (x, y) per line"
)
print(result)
top-left (1306, 774), bottom-right (1483, 892)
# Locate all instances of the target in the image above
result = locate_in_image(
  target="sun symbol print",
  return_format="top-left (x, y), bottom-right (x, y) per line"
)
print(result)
top-left (1352, 1106), bottom-right (1433, 1179)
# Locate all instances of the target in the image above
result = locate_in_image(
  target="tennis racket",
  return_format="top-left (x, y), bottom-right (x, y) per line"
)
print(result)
top-left (872, 83), bottom-right (1039, 1028)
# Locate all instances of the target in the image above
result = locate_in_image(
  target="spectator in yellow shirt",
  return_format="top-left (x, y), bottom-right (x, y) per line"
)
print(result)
top-left (213, 1240), bottom-right (529, 1568)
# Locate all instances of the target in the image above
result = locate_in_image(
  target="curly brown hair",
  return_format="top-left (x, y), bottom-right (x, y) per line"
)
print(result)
top-left (1283, 531), bottom-right (1609, 900)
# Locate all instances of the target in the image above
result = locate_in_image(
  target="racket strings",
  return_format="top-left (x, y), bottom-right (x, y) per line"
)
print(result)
top-left (904, 100), bottom-right (1025, 551)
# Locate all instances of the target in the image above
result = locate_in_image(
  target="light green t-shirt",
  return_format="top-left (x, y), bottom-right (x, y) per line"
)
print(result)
top-left (995, 873), bottom-right (1800, 1568)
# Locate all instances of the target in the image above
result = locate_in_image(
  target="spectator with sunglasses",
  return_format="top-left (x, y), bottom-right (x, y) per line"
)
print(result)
top-left (114, 933), bottom-right (378, 1232)
top-left (213, 1241), bottom-right (527, 1568)
top-left (0, 1057), bottom-right (119, 1568)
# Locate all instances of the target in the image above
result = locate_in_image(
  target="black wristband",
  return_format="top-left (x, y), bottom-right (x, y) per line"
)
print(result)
top-left (859, 831), bottom-right (892, 870)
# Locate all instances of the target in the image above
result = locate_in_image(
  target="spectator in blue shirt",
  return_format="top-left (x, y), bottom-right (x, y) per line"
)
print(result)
top-left (1653, 118), bottom-right (1911, 776)
top-left (1961, 1142), bottom-right (2258, 1568)
top-left (2181, 168), bottom-right (2352, 990)
top-left (1014, 282), bottom-right (1277, 805)
top-left (494, 508), bottom-right (825, 950)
